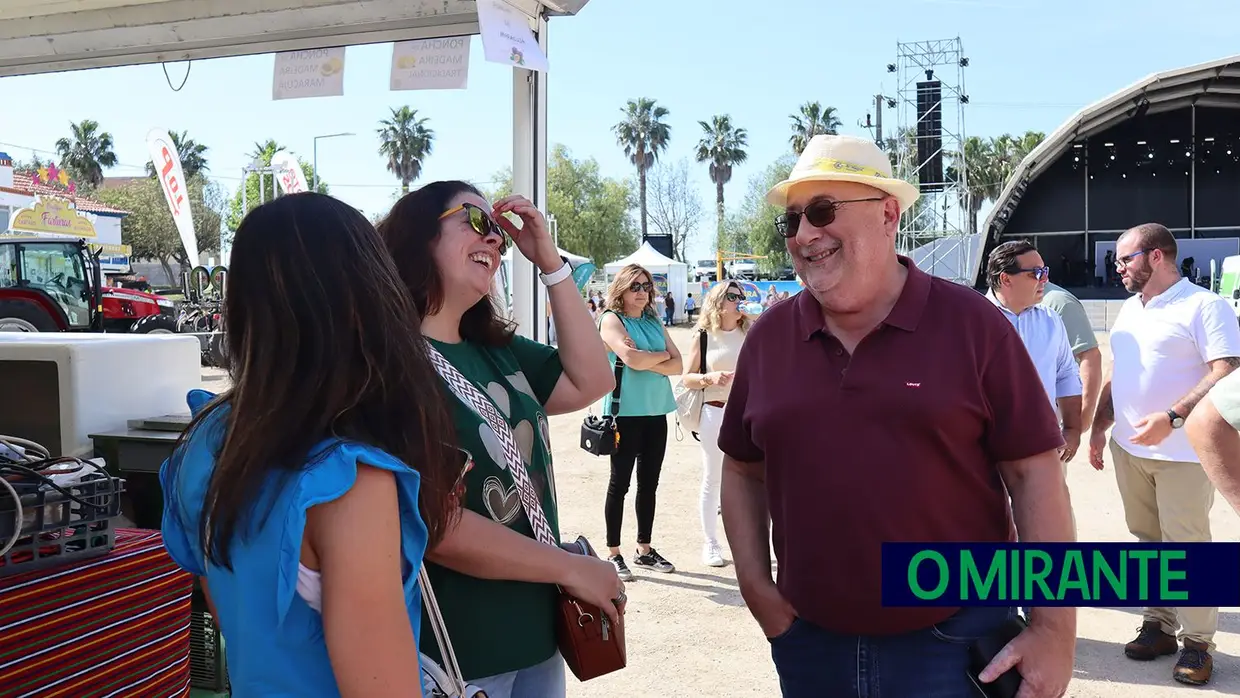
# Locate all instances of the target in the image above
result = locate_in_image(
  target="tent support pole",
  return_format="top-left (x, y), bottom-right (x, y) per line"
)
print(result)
top-left (511, 15), bottom-right (549, 342)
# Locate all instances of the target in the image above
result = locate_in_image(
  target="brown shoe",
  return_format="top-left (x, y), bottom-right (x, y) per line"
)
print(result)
top-left (1173, 640), bottom-right (1213, 685)
top-left (1124, 621), bottom-right (1178, 660)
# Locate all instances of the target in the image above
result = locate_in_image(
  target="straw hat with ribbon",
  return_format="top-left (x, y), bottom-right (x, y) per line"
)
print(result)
top-left (766, 134), bottom-right (921, 213)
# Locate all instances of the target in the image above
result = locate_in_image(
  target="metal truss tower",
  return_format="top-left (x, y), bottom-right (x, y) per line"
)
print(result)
top-left (890, 37), bottom-right (972, 283)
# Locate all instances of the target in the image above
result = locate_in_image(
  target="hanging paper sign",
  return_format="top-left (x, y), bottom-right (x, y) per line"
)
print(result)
top-left (146, 129), bottom-right (199, 264)
top-left (391, 37), bottom-right (471, 90)
top-left (270, 150), bottom-right (310, 194)
top-left (475, 0), bottom-right (549, 73)
top-left (273, 47), bottom-right (346, 100)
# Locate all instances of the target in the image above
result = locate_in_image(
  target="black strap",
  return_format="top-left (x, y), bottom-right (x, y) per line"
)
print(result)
top-left (607, 356), bottom-right (624, 415)
top-left (698, 330), bottom-right (708, 374)
top-left (598, 309), bottom-right (627, 416)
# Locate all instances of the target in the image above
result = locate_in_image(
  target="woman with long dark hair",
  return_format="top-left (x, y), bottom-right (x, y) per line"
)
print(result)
top-left (160, 192), bottom-right (459, 697)
top-left (379, 181), bottom-right (622, 698)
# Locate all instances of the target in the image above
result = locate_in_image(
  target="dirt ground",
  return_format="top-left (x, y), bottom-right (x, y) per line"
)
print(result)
top-left (200, 328), bottom-right (1240, 696)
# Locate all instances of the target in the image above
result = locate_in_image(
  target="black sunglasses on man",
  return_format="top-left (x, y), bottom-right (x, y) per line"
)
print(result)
top-left (774, 197), bottom-right (885, 238)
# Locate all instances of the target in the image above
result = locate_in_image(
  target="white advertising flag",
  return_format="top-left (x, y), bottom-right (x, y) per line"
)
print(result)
top-left (475, 0), bottom-right (549, 73)
top-left (270, 150), bottom-right (310, 194)
top-left (273, 47), bottom-right (346, 100)
top-left (145, 129), bottom-right (199, 265)
top-left (390, 36), bottom-right (471, 90)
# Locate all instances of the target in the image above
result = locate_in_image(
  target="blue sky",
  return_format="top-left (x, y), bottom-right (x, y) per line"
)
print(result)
top-left (2, 0), bottom-right (1239, 263)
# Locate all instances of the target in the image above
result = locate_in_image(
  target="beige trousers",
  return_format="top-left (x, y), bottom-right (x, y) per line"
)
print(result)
top-left (1109, 439), bottom-right (1217, 649)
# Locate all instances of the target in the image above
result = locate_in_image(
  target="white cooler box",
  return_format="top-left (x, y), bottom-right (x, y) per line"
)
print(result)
top-left (0, 333), bottom-right (201, 457)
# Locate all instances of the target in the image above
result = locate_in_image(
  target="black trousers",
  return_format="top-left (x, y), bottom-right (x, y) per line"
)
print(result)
top-left (604, 415), bottom-right (668, 548)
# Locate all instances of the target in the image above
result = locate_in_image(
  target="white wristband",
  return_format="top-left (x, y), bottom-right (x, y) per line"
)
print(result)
top-left (539, 261), bottom-right (572, 287)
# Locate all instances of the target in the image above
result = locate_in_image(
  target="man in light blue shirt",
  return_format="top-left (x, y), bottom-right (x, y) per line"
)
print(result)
top-left (985, 241), bottom-right (1084, 464)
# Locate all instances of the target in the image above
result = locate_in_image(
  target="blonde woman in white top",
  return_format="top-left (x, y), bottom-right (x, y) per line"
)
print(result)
top-left (681, 281), bottom-right (753, 567)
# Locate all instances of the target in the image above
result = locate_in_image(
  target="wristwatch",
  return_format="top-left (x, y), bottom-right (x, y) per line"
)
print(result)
top-left (1167, 409), bottom-right (1185, 429)
top-left (538, 258), bottom-right (572, 287)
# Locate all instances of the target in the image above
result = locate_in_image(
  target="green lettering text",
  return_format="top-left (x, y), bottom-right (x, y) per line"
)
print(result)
top-left (1024, 550), bottom-right (1055, 602)
top-left (1130, 550), bottom-right (1158, 600)
top-left (962, 550), bottom-right (1005, 600)
top-left (1092, 550), bottom-right (1126, 600)
top-left (1058, 550), bottom-right (1090, 601)
top-left (909, 550), bottom-right (949, 600)
top-left (1159, 550), bottom-right (1188, 601)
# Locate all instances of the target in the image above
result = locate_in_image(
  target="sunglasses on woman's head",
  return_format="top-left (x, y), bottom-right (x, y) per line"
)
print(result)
top-left (774, 197), bottom-right (885, 238)
top-left (628, 282), bottom-right (653, 293)
top-left (440, 202), bottom-right (508, 254)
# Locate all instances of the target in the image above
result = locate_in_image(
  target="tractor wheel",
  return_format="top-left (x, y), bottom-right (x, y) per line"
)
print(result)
top-left (130, 314), bottom-right (179, 334)
top-left (0, 300), bottom-right (58, 332)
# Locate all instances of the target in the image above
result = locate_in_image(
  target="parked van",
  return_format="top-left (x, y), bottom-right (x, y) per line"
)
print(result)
top-left (1216, 254), bottom-right (1240, 318)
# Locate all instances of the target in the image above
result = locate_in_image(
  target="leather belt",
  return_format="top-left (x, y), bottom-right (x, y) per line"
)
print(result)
top-left (705, 401), bottom-right (726, 408)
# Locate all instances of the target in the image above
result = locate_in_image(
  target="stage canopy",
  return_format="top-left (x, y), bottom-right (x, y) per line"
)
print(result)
top-left (974, 54), bottom-right (1240, 287)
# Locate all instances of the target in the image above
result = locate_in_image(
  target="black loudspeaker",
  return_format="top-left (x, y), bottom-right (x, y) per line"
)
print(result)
top-left (916, 80), bottom-right (944, 193)
top-left (644, 234), bottom-right (675, 260)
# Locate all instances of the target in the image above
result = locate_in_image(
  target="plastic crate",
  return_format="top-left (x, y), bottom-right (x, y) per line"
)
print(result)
top-left (0, 472), bottom-right (126, 577)
top-left (190, 581), bottom-right (231, 693)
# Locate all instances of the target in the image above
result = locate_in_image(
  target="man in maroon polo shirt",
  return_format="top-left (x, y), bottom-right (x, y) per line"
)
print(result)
top-left (718, 135), bottom-right (1077, 698)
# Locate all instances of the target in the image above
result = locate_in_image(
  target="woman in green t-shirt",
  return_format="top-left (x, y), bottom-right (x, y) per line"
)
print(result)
top-left (377, 180), bottom-right (623, 697)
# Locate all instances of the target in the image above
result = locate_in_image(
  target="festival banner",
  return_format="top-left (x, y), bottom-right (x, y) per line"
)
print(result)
top-left (146, 129), bottom-right (199, 265)
top-left (11, 198), bottom-right (97, 238)
top-left (270, 150), bottom-right (310, 195)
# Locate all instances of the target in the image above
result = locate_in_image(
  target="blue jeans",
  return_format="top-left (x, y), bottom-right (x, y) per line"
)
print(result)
top-left (470, 650), bottom-right (566, 698)
top-left (769, 605), bottom-right (1017, 697)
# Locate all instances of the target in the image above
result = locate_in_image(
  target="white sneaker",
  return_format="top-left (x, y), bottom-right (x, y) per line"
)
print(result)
top-left (703, 542), bottom-right (725, 567)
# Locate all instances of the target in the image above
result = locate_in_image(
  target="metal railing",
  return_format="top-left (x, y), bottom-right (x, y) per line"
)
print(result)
top-left (1080, 300), bottom-right (1127, 333)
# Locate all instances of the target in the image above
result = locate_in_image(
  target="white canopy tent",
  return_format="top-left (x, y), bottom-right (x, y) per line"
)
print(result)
top-left (0, 0), bottom-right (590, 343)
top-left (499, 245), bottom-right (591, 306)
top-left (604, 241), bottom-right (689, 322)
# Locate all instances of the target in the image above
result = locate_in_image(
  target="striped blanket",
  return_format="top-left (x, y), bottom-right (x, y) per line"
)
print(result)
top-left (0, 528), bottom-right (193, 698)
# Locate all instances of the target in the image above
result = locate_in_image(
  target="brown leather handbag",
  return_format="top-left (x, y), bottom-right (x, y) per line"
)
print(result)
top-left (556, 536), bottom-right (627, 681)
top-left (426, 344), bottom-right (628, 683)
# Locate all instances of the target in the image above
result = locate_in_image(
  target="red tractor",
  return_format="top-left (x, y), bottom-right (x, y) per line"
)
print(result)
top-left (0, 237), bottom-right (179, 334)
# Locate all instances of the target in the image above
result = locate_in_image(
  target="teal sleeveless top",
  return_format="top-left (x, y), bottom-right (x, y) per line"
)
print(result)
top-left (601, 309), bottom-right (676, 417)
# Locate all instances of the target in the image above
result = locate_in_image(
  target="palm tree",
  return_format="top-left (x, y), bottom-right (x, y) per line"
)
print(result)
top-left (145, 130), bottom-right (209, 180)
top-left (1009, 131), bottom-right (1046, 173)
top-left (947, 131), bottom-right (1047, 236)
top-left (249, 139), bottom-right (286, 166)
top-left (948, 136), bottom-right (996, 237)
top-left (613, 98), bottom-right (672, 240)
top-left (54, 120), bottom-right (118, 189)
top-left (789, 102), bottom-right (842, 155)
top-left (695, 115), bottom-right (748, 249)
top-left (377, 106), bottom-right (434, 194)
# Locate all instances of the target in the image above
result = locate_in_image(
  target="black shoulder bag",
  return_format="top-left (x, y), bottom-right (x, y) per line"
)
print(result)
top-left (580, 357), bottom-right (625, 456)
top-left (690, 328), bottom-right (708, 442)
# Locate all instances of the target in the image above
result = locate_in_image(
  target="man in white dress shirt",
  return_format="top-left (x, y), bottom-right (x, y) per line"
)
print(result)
top-left (985, 241), bottom-right (1084, 465)
top-left (1088, 222), bottom-right (1240, 686)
